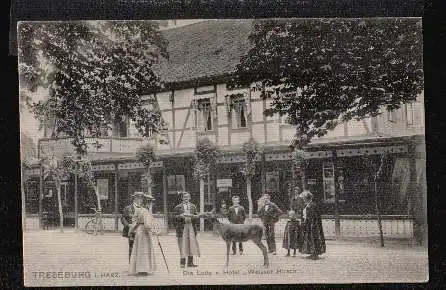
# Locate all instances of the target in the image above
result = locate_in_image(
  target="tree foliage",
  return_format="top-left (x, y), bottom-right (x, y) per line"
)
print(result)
top-left (236, 18), bottom-right (423, 148)
top-left (18, 21), bottom-right (169, 155)
top-left (136, 143), bottom-right (157, 168)
top-left (192, 138), bottom-right (219, 181)
top-left (240, 138), bottom-right (259, 178)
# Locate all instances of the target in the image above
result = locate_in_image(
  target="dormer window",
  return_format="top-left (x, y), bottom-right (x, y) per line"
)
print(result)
top-left (230, 95), bottom-right (248, 129)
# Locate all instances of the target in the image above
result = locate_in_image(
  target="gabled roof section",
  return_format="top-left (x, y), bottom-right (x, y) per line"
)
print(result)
top-left (153, 20), bottom-right (253, 85)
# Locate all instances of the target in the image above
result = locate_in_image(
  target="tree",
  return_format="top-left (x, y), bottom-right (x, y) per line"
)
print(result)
top-left (192, 138), bottom-right (219, 231)
top-left (136, 143), bottom-right (157, 197)
top-left (240, 138), bottom-right (259, 219)
top-left (40, 151), bottom-right (74, 232)
top-left (236, 18), bottom-right (423, 149)
top-left (291, 148), bottom-right (307, 190)
top-left (362, 153), bottom-right (388, 247)
top-left (18, 21), bottom-right (168, 155)
top-left (65, 156), bottom-right (103, 213)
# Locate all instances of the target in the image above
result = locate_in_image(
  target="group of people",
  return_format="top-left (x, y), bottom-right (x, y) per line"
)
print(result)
top-left (256, 187), bottom-right (326, 259)
top-left (120, 187), bottom-right (326, 275)
top-left (121, 192), bottom-right (158, 276)
top-left (121, 191), bottom-right (203, 274)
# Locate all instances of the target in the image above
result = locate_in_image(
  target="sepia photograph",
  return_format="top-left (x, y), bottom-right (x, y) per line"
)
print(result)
top-left (18, 18), bottom-right (427, 286)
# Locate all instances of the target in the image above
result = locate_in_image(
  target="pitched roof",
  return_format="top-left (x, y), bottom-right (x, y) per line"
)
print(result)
top-left (153, 20), bottom-right (253, 85)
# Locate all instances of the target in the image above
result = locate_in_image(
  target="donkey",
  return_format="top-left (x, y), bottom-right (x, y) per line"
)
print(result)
top-left (202, 210), bottom-right (269, 268)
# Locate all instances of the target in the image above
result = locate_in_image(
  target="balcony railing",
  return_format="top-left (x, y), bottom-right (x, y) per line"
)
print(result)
top-left (38, 137), bottom-right (148, 158)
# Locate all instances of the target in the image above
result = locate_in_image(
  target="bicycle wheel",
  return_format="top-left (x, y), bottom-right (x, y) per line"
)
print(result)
top-left (85, 219), bottom-right (96, 234)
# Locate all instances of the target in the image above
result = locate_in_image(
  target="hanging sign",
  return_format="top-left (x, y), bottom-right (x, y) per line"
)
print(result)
top-left (217, 179), bottom-right (232, 188)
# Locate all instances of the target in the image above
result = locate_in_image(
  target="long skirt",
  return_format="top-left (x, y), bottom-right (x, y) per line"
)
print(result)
top-left (129, 225), bottom-right (157, 274)
top-left (178, 223), bottom-right (200, 258)
top-left (300, 221), bottom-right (326, 255)
top-left (282, 221), bottom-right (302, 250)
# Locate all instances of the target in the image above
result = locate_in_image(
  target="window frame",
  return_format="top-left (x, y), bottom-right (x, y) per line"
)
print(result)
top-left (167, 174), bottom-right (186, 195)
top-left (203, 177), bottom-right (215, 206)
top-left (387, 109), bottom-right (396, 123)
top-left (231, 96), bottom-right (248, 129)
top-left (406, 103), bottom-right (414, 125)
top-left (322, 162), bottom-right (335, 202)
top-left (195, 98), bottom-right (214, 132)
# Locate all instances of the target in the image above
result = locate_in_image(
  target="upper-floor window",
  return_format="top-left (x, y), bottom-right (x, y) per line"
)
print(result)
top-left (280, 114), bottom-right (292, 125)
top-left (406, 103), bottom-right (414, 125)
top-left (231, 95), bottom-right (248, 129)
top-left (113, 117), bottom-right (128, 137)
top-left (387, 109), bottom-right (396, 122)
top-left (194, 98), bottom-right (213, 132)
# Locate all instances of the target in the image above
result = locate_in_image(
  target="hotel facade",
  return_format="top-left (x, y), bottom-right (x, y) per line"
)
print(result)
top-left (22, 20), bottom-right (427, 242)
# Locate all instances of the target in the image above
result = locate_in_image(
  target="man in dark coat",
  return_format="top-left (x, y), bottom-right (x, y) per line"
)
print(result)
top-left (227, 196), bottom-right (246, 255)
top-left (258, 194), bottom-right (283, 255)
top-left (299, 190), bottom-right (326, 259)
top-left (173, 191), bottom-right (201, 268)
top-left (121, 191), bottom-right (145, 261)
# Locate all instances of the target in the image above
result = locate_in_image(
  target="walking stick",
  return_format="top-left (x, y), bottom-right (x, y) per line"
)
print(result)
top-left (155, 234), bottom-right (170, 273)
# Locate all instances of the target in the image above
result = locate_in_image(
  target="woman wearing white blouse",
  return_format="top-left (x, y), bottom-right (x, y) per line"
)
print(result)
top-left (128, 193), bottom-right (157, 275)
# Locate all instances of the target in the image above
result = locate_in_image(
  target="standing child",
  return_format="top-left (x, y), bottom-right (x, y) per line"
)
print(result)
top-left (282, 210), bottom-right (301, 257)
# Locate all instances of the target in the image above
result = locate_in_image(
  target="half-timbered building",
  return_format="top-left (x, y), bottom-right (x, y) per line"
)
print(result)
top-left (22, 20), bottom-right (426, 242)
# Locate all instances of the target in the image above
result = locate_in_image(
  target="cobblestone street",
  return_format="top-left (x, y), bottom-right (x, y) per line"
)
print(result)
top-left (23, 230), bottom-right (428, 286)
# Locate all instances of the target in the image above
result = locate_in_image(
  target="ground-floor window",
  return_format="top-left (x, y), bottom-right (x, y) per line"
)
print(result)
top-left (167, 175), bottom-right (185, 195)
top-left (322, 162), bottom-right (335, 202)
top-left (24, 179), bottom-right (39, 214)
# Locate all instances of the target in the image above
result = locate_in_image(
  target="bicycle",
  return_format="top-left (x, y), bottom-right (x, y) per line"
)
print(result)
top-left (85, 207), bottom-right (105, 235)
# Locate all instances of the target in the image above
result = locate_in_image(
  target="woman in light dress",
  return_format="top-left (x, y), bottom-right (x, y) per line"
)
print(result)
top-left (128, 193), bottom-right (157, 276)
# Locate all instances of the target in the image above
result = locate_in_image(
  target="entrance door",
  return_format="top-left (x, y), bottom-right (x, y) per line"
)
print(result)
top-left (216, 186), bottom-right (232, 215)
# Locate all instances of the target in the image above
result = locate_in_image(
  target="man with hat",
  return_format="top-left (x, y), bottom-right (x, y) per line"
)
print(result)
top-left (121, 191), bottom-right (146, 261)
top-left (173, 191), bottom-right (200, 268)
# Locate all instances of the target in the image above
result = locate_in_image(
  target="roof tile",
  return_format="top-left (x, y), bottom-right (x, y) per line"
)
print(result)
top-left (154, 20), bottom-right (253, 84)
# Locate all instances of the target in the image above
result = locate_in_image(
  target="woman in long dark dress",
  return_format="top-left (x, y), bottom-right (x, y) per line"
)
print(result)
top-left (299, 190), bottom-right (326, 259)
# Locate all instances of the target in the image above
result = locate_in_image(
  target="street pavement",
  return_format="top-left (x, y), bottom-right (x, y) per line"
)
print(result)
top-left (23, 230), bottom-right (428, 286)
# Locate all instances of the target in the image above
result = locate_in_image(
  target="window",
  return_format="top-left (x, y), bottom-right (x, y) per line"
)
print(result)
top-left (127, 119), bottom-right (141, 137)
top-left (280, 114), bottom-right (291, 125)
top-left (231, 96), bottom-right (248, 129)
top-left (61, 182), bottom-right (69, 206)
top-left (387, 110), bottom-right (396, 122)
top-left (97, 179), bottom-right (109, 200)
top-left (322, 162), bottom-right (335, 202)
top-left (266, 171), bottom-right (280, 195)
top-left (167, 175), bottom-right (185, 195)
top-left (204, 178), bottom-right (215, 206)
top-left (194, 98), bottom-right (213, 131)
top-left (406, 103), bottom-right (414, 125)
top-left (113, 117), bottom-right (128, 137)
top-left (25, 180), bottom-right (39, 201)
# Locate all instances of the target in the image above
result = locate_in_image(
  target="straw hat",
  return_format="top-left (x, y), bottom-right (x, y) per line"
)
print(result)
top-left (132, 191), bottom-right (155, 200)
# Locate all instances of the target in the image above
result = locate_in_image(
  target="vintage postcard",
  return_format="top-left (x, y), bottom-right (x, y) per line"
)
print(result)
top-left (19, 18), bottom-right (428, 286)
